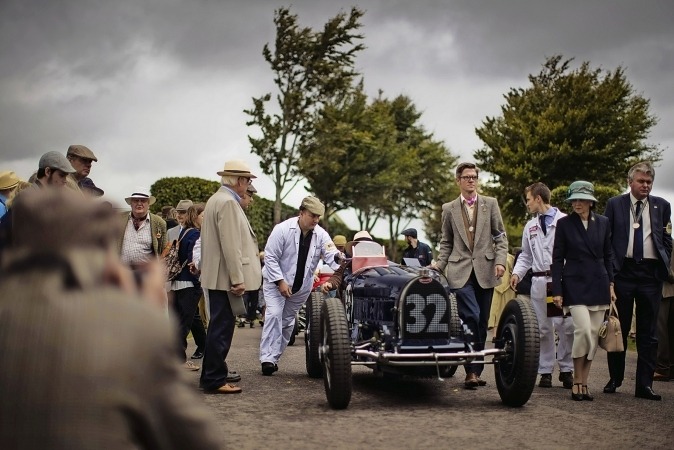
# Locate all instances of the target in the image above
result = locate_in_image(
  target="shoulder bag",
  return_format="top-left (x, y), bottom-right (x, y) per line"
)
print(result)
top-left (598, 301), bottom-right (624, 352)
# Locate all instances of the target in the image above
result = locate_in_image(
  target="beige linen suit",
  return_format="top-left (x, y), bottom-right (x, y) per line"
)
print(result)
top-left (436, 195), bottom-right (508, 286)
top-left (199, 186), bottom-right (262, 391)
top-left (200, 186), bottom-right (261, 294)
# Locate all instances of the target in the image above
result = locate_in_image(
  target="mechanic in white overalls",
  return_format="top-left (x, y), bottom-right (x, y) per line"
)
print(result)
top-left (259, 196), bottom-right (342, 375)
top-left (510, 182), bottom-right (575, 389)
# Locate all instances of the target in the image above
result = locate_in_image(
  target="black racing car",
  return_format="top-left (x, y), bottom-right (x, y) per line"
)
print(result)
top-left (304, 241), bottom-right (540, 409)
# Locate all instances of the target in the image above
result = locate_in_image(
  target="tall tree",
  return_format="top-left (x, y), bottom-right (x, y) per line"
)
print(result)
top-left (299, 82), bottom-right (400, 232)
top-left (375, 95), bottom-right (457, 260)
top-left (245, 7), bottom-right (364, 224)
top-left (475, 55), bottom-right (661, 224)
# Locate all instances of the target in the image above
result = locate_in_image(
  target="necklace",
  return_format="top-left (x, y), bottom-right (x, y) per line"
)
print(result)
top-left (630, 198), bottom-right (648, 229)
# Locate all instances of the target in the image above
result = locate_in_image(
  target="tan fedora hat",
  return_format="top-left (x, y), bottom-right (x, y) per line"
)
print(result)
top-left (125, 187), bottom-right (156, 206)
top-left (0, 171), bottom-right (21, 190)
top-left (217, 160), bottom-right (257, 178)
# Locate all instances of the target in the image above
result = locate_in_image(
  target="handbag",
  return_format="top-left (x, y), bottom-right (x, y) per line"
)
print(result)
top-left (162, 228), bottom-right (194, 281)
top-left (598, 301), bottom-right (624, 352)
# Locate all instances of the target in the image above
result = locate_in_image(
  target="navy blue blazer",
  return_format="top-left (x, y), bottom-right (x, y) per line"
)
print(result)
top-left (604, 194), bottom-right (672, 281)
top-left (551, 212), bottom-right (614, 307)
top-left (175, 228), bottom-right (200, 285)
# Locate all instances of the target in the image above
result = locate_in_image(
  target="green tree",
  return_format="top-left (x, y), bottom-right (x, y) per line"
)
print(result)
top-left (150, 177), bottom-right (219, 214)
top-left (299, 82), bottom-right (400, 232)
top-left (245, 6), bottom-right (365, 224)
top-left (475, 55), bottom-right (661, 227)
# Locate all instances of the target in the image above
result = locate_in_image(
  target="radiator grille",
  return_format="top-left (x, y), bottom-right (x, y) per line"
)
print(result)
top-left (401, 280), bottom-right (450, 339)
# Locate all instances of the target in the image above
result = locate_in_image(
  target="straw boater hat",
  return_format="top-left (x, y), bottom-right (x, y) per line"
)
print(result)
top-left (345, 230), bottom-right (373, 256)
top-left (125, 187), bottom-right (156, 206)
top-left (0, 171), bottom-right (21, 191)
top-left (217, 160), bottom-right (257, 178)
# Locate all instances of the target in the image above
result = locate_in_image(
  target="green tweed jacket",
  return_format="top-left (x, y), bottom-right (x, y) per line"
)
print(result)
top-left (118, 212), bottom-right (168, 257)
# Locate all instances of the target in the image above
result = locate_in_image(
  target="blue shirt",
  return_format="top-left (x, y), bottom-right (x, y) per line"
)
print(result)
top-left (0, 193), bottom-right (8, 220)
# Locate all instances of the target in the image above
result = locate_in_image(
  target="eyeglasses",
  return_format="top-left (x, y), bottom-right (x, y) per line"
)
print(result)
top-left (239, 177), bottom-right (252, 185)
top-left (460, 175), bottom-right (478, 181)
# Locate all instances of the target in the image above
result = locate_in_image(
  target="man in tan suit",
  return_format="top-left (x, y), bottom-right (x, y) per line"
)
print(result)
top-left (0, 189), bottom-right (221, 449)
top-left (435, 162), bottom-right (508, 388)
top-left (199, 160), bottom-right (262, 394)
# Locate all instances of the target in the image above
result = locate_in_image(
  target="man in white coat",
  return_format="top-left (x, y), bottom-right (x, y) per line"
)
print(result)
top-left (510, 182), bottom-right (574, 388)
top-left (259, 196), bottom-right (342, 375)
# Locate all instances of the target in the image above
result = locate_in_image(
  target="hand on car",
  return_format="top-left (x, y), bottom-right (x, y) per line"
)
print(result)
top-left (321, 281), bottom-right (333, 294)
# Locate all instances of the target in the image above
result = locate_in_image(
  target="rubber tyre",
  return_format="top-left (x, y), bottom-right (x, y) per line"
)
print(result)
top-left (305, 291), bottom-right (324, 378)
top-left (494, 298), bottom-right (540, 407)
top-left (288, 315), bottom-right (299, 346)
top-left (321, 297), bottom-right (352, 409)
top-left (449, 292), bottom-right (462, 338)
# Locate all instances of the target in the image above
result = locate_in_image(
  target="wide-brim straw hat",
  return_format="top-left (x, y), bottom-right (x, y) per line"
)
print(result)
top-left (125, 188), bottom-right (156, 206)
top-left (217, 160), bottom-right (257, 178)
top-left (0, 171), bottom-right (21, 190)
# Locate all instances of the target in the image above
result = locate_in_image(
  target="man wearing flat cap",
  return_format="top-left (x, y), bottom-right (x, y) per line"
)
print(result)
top-left (34, 151), bottom-right (76, 188)
top-left (66, 145), bottom-right (99, 190)
top-left (0, 189), bottom-right (221, 448)
top-left (400, 228), bottom-right (433, 267)
top-left (119, 188), bottom-right (168, 281)
top-left (259, 195), bottom-right (342, 375)
top-left (199, 160), bottom-right (262, 394)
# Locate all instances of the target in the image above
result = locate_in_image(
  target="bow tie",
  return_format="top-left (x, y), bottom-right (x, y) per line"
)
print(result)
top-left (465, 197), bottom-right (477, 206)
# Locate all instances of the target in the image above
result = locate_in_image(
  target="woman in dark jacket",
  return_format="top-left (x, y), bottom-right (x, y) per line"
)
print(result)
top-left (552, 181), bottom-right (617, 401)
top-left (171, 203), bottom-right (204, 370)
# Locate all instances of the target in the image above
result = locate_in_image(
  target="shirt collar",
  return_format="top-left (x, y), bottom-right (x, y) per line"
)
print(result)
top-left (222, 185), bottom-right (242, 202)
top-left (629, 193), bottom-right (647, 205)
top-left (461, 194), bottom-right (478, 205)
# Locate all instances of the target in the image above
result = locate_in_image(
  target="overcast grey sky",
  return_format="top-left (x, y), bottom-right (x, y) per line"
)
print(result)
top-left (1, 0), bottom-right (672, 240)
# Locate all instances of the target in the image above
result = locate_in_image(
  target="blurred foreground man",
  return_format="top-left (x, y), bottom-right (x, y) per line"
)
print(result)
top-left (0, 189), bottom-right (221, 449)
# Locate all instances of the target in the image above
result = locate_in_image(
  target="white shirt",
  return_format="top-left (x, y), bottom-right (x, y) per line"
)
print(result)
top-left (626, 193), bottom-right (656, 259)
top-left (513, 208), bottom-right (566, 279)
top-left (120, 215), bottom-right (153, 265)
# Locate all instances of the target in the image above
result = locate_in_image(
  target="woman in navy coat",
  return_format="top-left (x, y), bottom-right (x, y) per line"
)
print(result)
top-left (551, 181), bottom-right (617, 401)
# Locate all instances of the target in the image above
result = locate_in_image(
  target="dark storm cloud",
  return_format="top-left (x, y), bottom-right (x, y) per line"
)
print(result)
top-left (1, 0), bottom-right (673, 206)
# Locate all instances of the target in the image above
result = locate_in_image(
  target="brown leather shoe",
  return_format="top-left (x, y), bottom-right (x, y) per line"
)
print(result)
top-left (465, 372), bottom-right (479, 388)
top-left (476, 376), bottom-right (487, 386)
top-left (206, 383), bottom-right (242, 394)
top-left (653, 372), bottom-right (670, 382)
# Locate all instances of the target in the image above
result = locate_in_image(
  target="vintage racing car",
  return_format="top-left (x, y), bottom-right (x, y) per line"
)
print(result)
top-left (304, 241), bottom-right (540, 409)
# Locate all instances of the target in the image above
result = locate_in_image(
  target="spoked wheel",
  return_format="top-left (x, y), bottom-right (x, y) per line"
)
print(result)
top-left (494, 298), bottom-right (540, 407)
top-left (320, 297), bottom-right (352, 409)
top-left (305, 291), bottom-right (324, 378)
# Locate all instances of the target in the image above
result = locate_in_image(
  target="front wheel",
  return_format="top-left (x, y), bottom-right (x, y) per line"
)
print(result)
top-left (305, 291), bottom-right (324, 378)
top-left (321, 297), bottom-right (352, 409)
top-left (494, 298), bottom-right (540, 407)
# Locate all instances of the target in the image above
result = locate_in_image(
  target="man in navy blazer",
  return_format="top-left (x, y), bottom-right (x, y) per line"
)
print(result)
top-left (603, 161), bottom-right (672, 400)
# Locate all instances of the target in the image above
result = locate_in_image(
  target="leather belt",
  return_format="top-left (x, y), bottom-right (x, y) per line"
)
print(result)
top-left (531, 270), bottom-right (551, 277)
